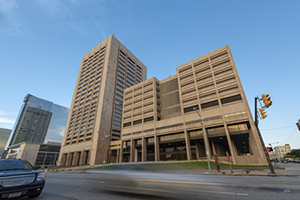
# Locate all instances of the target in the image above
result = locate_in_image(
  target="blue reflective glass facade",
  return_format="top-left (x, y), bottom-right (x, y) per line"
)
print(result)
top-left (7, 94), bottom-right (69, 147)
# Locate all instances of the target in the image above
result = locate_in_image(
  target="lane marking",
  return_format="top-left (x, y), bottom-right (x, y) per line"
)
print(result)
top-left (225, 182), bottom-right (300, 188)
top-left (106, 184), bottom-right (249, 196)
top-left (135, 179), bottom-right (222, 186)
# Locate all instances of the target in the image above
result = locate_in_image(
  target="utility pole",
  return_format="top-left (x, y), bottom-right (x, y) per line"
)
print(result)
top-left (255, 97), bottom-right (275, 174)
top-left (103, 134), bottom-right (110, 170)
top-left (193, 107), bottom-right (211, 172)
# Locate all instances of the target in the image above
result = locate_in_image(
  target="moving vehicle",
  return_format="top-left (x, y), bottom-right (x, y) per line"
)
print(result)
top-left (0, 159), bottom-right (45, 199)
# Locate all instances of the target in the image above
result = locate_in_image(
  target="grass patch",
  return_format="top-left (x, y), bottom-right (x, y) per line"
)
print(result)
top-left (87, 161), bottom-right (268, 171)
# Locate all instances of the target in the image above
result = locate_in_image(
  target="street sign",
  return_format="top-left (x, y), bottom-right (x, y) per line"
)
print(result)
top-left (226, 151), bottom-right (230, 161)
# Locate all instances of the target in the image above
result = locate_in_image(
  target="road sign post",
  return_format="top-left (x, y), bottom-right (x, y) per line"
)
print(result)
top-left (226, 151), bottom-right (233, 174)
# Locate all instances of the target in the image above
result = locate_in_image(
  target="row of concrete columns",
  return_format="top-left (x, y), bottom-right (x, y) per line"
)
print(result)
top-left (117, 123), bottom-right (238, 164)
top-left (61, 150), bottom-right (90, 166)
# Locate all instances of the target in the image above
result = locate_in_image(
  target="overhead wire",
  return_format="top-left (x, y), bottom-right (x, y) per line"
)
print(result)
top-left (280, 127), bottom-right (298, 145)
top-left (261, 125), bottom-right (295, 131)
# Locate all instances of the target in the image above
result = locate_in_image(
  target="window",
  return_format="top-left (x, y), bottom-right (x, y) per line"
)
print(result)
top-left (112, 124), bottom-right (120, 129)
top-left (184, 105), bottom-right (199, 113)
top-left (201, 100), bottom-right (219, 109)
top-left (221, 94), bottom-right (242, 105)
top-left (123, 122), bottom-right (131, 127)
top-left (114, 116), bottom-right (122, 121)
top-left (116, 93), bottom-right (123, 99)
top-left (116, 88), bottom-right (123, 94)
top-left (115, 104), bottom-right (122, 109)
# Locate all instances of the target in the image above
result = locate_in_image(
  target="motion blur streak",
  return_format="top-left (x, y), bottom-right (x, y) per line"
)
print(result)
top-left (135, 179), bottom-right (222, 186)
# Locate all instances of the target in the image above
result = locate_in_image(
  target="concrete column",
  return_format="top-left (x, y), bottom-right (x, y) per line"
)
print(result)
top-left (70, 153), bottom-right (75, 166)
top-left (5, 148), bottom-right (12, 159)
top-left (142, 137), bottom-right (147, 162)
top-left (195, 142), bottom-right (200, 159)
top-left (184, 130), bottom-right (192, 161)
top-left (42, 153), bottom-right (47, 166)
top-left (224, 123), bottom-right (237, 164)
top-left (119, 141), bottom-right (124, 163)
top-left (116, 149), bottom-right (120, 163)
top-left (154, 135), bottom-right (160, 161)
top-left (62, 154), bottom-right (67, 166)
top-left (134, 148), bottom-right (138, 162)
top-left (65, 153), bottom-right (71, 166)
top-left (72, 152), bottom-right (79, 166)
top-left (79, 151), bottom-right (85, 165)
top-left (130, 139), bottom-right (135, 162)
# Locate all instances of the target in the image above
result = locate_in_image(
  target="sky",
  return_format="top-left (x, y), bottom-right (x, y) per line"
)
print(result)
top-left (0, 0), bottom-right (299, 149)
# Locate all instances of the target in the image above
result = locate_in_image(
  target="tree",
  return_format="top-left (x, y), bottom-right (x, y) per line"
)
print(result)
top-left (285, 149), bottom-right (300, 158)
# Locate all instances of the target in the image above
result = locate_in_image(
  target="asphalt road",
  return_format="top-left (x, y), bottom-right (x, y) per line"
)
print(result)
top-left (13, 170), bottom-right (300, 200)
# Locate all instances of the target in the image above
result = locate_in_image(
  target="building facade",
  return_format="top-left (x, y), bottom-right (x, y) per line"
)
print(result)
top-left (59, 35), bottom-right (147, 166)
top-left (112, 45), bottom-right (267, 165)
top-left (5, 142), bottom-right (61, 167)
top-left (6, 94), bottom-right (69, 148)
top-left (274, 144), bottom-right (292, 161)
top-left (0, 128), bottom-right (11, 158)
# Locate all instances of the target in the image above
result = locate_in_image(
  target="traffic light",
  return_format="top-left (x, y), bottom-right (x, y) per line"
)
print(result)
top-left (262, 94), bottom-right (272, 108)
top-left (267, 147), bottom-right (273, 152)
top-left (259, 108), bottom-right (267, 119)
top-left (296, 121), bottom-right (300, 132)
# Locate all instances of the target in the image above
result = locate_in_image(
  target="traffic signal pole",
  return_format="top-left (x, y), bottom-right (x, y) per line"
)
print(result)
top-left (255, 97), bottom-right (275, 174)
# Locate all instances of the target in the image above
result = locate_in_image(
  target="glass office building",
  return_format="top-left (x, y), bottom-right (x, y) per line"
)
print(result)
top-left (6, 94), bottom-right (69, 147)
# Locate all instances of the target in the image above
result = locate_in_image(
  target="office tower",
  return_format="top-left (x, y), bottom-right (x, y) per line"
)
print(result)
top-left (274, 144), bottom-right (292, 161)
top-left (59, 35), bottom-right (147, 166)
top-left (6, 94), bottom-right (69, 147)
top-left (119, 45), bottom-right (267, 165)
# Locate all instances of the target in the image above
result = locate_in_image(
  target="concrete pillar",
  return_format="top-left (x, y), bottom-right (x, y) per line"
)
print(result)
top-left (119, 141), bottom-right (124, 163)
top-left (62, 154), bottom-right (67, 166)
top-left (5, 148), bottom-right (12, 159)
top-left (224, 123), bottom-right (237, 164)
top-left (130, 139), bottom-right (135, 162)
top-left (79, 151), bottom-right (85, 165)
top-left (184, 130), bottom-right (192, 161)
top-left (72, 152), bottom-right (79, 166)
top-left (134, 148), bottom-right (138, 162)
top-left (116, 149), bottom-right (120, 163)
top-left (142, 137), bottom-right (147, 162)
top-left (154, 135), bottom-right (160, 161)
top-left (42, 153), bottom-right (47, 166)
top-left (195, 142), bottom-right (200, 159)
top-left (65, 153), bottom-right (71, 166)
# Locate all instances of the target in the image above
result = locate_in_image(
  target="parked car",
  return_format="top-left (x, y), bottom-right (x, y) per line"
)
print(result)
top-left (0, 159), bottom-right (45, 199)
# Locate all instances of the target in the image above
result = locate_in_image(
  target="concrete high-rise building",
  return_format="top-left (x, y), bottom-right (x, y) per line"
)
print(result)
top-left (59, 35), bottom-right (147, 166)
top-left (112, 45), bottom-right (267, 165)
top-left (274, 144), bottom-right (292, 161)
top-left (6, 94), bottom-right (69, 147)
top-left (0, 128), bottom-right (11, 158)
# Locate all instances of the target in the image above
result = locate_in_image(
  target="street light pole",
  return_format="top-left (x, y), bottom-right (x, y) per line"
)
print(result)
top-left (193, 107), bottom-right (211, 172)
top-left (269, 142), bottom-right (279, 164)
top-left (103, 134), bottom-right (110, 170)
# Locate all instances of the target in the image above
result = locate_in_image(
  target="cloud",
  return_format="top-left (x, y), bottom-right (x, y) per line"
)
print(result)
top-left (34, 0), bottom-right (88, 34)
top-left (0, 0), bottom-right (23, 36)
top-left (0, 117), bottom-right (15, 124)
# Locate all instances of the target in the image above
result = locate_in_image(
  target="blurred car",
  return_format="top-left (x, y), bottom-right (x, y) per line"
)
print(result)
top-left (0, 159), bottom-right (45, 199)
